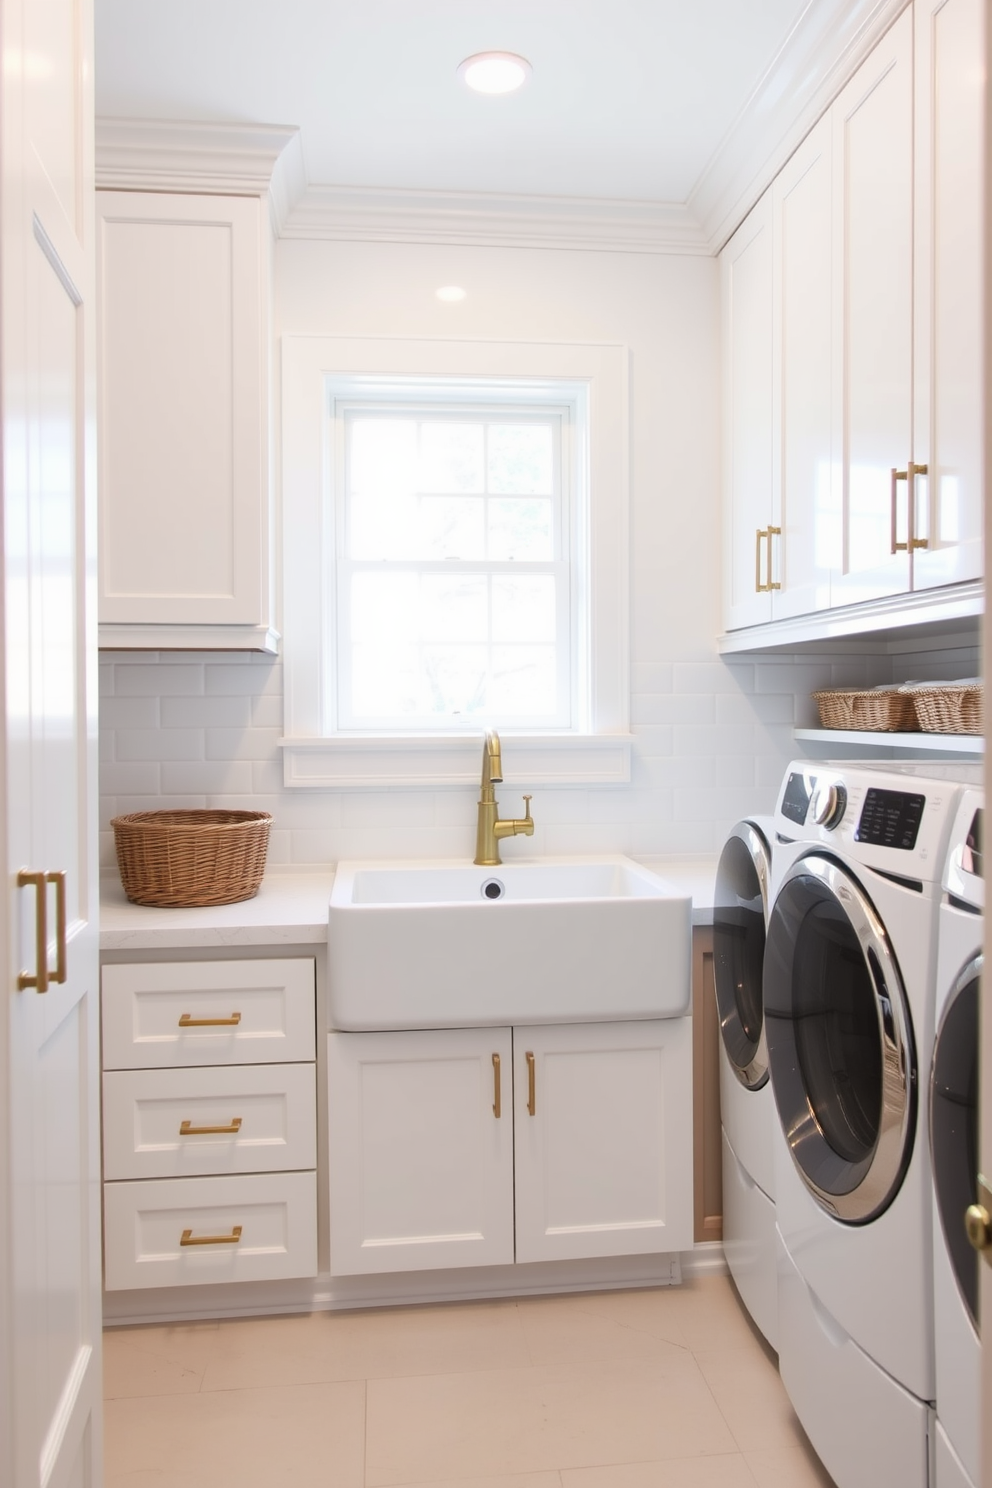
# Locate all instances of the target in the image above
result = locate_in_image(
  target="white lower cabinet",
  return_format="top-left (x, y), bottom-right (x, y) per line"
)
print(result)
top-left (328, 1018), bottom-right (693, 1277)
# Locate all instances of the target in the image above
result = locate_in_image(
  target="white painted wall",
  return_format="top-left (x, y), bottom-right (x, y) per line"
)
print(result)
top-left (97, 239), bottom-right (979, 868)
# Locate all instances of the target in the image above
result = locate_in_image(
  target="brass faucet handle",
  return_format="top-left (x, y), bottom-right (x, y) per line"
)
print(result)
top-left (522, 795), bottom-right (532, 820)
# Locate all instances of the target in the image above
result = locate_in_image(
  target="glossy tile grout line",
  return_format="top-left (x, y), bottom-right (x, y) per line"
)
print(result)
top-left (102, 1276), bottom-right (836, 1488)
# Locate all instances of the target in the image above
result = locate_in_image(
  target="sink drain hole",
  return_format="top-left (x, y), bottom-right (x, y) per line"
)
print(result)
top-left (481, 878), bottom-right (505, 901)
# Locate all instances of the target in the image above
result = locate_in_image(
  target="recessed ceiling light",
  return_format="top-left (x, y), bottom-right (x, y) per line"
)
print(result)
top-left (436, 286), bottom-right (467, 302)
top-left (458, 51), bottom-right (531, 95)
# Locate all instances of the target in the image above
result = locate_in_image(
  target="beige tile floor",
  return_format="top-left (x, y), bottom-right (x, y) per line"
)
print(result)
top-left (103, 1275), bottom-right (837, 1488)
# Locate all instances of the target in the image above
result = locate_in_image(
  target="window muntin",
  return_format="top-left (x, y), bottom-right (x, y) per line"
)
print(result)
top-left (334, 401), bottom-right (576, 731)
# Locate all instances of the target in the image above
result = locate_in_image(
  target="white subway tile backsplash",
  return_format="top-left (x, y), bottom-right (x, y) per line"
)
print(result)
top-left (673, 661), bottom-right (755, 695)
top-left (115, 664), bottom-right (204, 696)
top-left (205, 662), bottom-right (282, 696)
top-left (250, 692), bottom-right (285, 728)
top-left (116, 728), bottom-right (204, 762)
top-left (634, 693), bottom-right (715, 726)
top-left (100, 696), bottom-right (160, 729)
top-left (160, 695), bottom-right (252, 729)
top-left (101, 762), bottom-right (162, 795)
top-left (159, 761), bottom-right (255, 796)
top-left (340, 791), bottom-right (436, 828)
top-left (205, 727), bottom-right (283, 762)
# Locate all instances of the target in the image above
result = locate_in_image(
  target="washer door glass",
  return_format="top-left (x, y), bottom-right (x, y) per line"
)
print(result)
top-left (713, 823), bottom-right (771, 1089)
top-left (931, 954), bottom-right (980, 1330)
top-left (764, 855), bottom-right (916, 1223)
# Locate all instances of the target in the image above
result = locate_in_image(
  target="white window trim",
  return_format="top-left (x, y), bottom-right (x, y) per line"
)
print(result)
top-left (280, 335), bottom-right (631, 788)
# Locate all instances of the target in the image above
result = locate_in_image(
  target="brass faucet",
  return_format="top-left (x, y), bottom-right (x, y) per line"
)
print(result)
top-left (474, 729), bottom-right (535, 866)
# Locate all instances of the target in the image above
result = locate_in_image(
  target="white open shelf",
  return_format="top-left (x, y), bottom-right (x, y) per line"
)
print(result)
top-left (794, 728), bottom-right (984, 756)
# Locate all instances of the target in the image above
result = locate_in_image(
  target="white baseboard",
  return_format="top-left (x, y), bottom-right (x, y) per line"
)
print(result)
top-left (102, 1244), bottom-right (725, 1327)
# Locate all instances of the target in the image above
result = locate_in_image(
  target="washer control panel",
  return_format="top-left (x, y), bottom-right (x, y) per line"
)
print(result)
top-left (810, 781), bottom-right (848, 830)
top-left (855, 788), bottom-right (926, 851)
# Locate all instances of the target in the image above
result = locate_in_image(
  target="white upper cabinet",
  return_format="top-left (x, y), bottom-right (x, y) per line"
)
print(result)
top-left (96, 191), bottom-right (278, 651)
top-left (722, 192), bottom-right (775, 631)
top-left (911, 0), bottom-right (985, 590)
top-left (830, 7), bottom-right (915, 607)
top-left (772, 113), bottom-right (834, 619)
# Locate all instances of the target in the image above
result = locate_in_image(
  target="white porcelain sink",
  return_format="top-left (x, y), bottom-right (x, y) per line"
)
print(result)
top-left (327, 855), bottom-right (691, 1030)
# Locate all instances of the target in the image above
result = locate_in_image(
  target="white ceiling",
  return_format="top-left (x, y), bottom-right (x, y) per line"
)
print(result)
top-left (94, 0), bottom-right (814, 205)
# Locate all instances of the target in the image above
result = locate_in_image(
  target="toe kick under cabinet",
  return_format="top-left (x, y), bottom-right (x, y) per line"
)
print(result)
top-left (102, 958), bottom-right (318, 1291)
top-left (328, 1018), bottom-right (694, 1276)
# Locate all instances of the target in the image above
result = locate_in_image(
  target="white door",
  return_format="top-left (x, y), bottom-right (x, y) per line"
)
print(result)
top-left (1, 0), bottom-right (101, 1485)
top-left (327, 1028), bottom-right (514, 1275)
top-left (721, 192), bottom-right (775, 632)
top-left (513, 1020), bottom-right (693, 1265)
top-left (830, 7), bottom-right (914, 606)
top-left (772, 113), bottom-right (834, 620)
top-left (912, 0), bottom-right (986, 591)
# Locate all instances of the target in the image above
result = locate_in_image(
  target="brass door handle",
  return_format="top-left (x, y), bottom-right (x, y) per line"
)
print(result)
top-left (17, 869), bottom-right (49, 992)
top-left (766, 526), bottom-right (781, 591)
top-left (179, 1118), bottom-right (243, 1137)
top-left (526, 1051), bottom-right (536, 1116)
top-left (891, 467), bottom-right (909, 552)
top-left (492, 1053), bottom-right (501, 1118)
top-left (180, 1225), bottom-right (243, 1247)
top-left (755, 527), bottom-right (768, 592)
top-left (908, 461), bottom-right (929, 549)
top-left (178, 1012), bottom-right (242, 1028)
top-left (49, 870), bottom-right (67, 985)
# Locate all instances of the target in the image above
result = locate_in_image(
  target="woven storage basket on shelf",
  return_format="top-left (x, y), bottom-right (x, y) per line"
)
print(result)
top-left (811, 687), bottom-right (919, 733)
top-left (909, 684), bottom-right (983, 735)
top-left (111, 809), bottom-right (272, 907)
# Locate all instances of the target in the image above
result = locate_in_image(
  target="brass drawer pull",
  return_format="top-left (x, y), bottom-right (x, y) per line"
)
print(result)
top-left (908, 461), bottom-right (929, 549)
top-left (890, 466), bottom-right (909, 552)
top-left (49, 870), bottom-right (67, 985)
top-left (766, 526), bottom-right (781, 591)
top-left (526, 1051), bottom-right (536, 1116)
top-left (180, 1225), bottom-right (243, 1247)
top-left (179, 1118), bottom-right (243, 1137)
top-left (492, 1053), bottom-right (501, 1118)
top-left (178, 1012), bottom-right (242, 1028)
top-left (755, 527), bottom-right (767, 592)
top-left (17, 869), bottom-right (49, 992)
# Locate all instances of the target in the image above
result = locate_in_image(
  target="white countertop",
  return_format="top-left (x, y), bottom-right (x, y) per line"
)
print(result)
top-left (99, 855), bottom-right (720, 951)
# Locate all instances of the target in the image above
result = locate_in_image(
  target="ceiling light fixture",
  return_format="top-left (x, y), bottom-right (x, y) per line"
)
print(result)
top-left (458, 51), bottom-right (531, 96)
top-left (436, 286), bottom-right (467, 302)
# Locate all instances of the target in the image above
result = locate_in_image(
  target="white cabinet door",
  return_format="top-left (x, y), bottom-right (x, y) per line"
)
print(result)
top-left (328, 1028), bottom-right (514, 1275)
top-left (97, 191), bottom-right (275, 647)
top-left (830, 7), bottom-right (914, 606)
top-left (772, 114), bottom-right (834, 620)
top-left (1, 0), bottom-right (102, 1481)
top-left (513, 1020), bottom-right (693, 1264)
top-left (911, 0), bottom-right (985, 590)
top-left (721, 192), bottom-right (775, 631)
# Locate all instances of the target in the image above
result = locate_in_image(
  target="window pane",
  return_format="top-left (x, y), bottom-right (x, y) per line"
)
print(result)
top-left (488, 423), bottom-right (553, 495)
top-left (421, 646), bottom-right (489, 717)
top-left (420, 574), bottom-right (488, 642)
top-left (488, 498), bottom-right (554, 560)
top-left (419, 496), bottom-right (485, 559)
top-left (351, 643), bottom-right (420, 717)
top-left (492, 575), bottom-right (556, 643)
top-left (350, 496), bottom-right (420, 560)
top-left (351, 573), bottom-right (419, 643)
top-left (491, 646), bottom-right (557, 715)
top-left (350, 419), bottom-right (417, 497)
top-left (419, 422), bottom-right (484, 493)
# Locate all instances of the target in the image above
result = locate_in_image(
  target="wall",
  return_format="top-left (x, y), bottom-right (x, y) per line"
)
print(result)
top-left (97, 239), bottom-right (979, 869)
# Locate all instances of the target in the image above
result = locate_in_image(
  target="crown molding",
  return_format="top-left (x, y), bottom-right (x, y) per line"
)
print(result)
top-left (691, 0), bottom-right (910, 252)
top-left (95, 118), bottom-right (307, 234)
top-left (280, 184), bottom-right (710, 256)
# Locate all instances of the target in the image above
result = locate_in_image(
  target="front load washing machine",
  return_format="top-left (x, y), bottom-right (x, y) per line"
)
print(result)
top-left (764, 759), bottom-right (981, 1488)
top-left (713, 817), bottom-right (778, 1347)
top-left (931, 788), bottom-right (983, 1488)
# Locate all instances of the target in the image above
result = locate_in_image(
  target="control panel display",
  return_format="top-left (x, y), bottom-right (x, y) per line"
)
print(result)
top-left (781, 771), bottom-right (816, 826)
top-left (855, 788), bottom-right (926, 851)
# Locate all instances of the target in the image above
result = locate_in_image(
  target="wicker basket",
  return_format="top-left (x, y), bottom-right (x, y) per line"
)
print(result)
top-left (811, 687), bottom-right (919, 733)
top-left (111, 809), bottom-right (272, 907)
top-left (908, 684), bottom-right (983, 735)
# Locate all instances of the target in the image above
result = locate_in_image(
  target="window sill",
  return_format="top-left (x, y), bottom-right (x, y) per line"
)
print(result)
top-left (278, 733), bottom-right (633, 789)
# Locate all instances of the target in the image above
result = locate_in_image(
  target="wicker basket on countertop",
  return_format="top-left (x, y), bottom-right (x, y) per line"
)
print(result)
top-left (904, 683), bottom-right (983, 735)
top-left (111, 809), bottom-right (272, 907)
top-left (811, 686), bottom-right (919, 733)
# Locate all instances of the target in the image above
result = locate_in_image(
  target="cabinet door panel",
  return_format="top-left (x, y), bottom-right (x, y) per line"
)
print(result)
top-left (831, 9), bottom-right (914, 605)
top-left (514, 1020), bottom-right (693, 1264)
top-left (722, 194), bottom-right (775, 631)
top-left (328, 1028), bottom-right (514, 1275)
top-left (912, 0), bottom-right (985, 589)
top-left (773, 115), bottom-right (834, 619)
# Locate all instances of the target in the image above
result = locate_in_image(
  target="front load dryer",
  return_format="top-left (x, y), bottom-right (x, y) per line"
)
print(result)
top-left (713, 817), bottom-right (778, 1346)
top-left (765, 759), bottom-right (981, 1488)
top-left (931, 788), bottom-right (983, 1488)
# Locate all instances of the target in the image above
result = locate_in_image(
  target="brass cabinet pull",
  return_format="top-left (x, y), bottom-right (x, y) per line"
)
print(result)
top-left (179, 1118), bottom-right (243, 1137)
top-left (180, 1225), bottom-right (243, 1247)
top-left (492, 1053), bottom-right (501, 1118)
top-left (526, 1051), bottom-right (536, 1116)
top-left (766, 526), bottom-right (782, 591)
top-left (49, 870), bottom-right (67, 985)
top-left (755, 527), bottom-right (767, 592)
top-left (908, 461), bottom-right (929, 549)
top-left (17, 869), bottom-right (49, 992)
top-left (890, 467), bottom-right (909, 552)
top-left (178, 1012), bottom-right (242, 1028)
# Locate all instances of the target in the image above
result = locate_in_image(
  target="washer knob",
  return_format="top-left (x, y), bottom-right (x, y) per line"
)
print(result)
top-left (965, 1203), bottom-right (992, 1253)
top-left (810, 782), bottom-right (847, 829)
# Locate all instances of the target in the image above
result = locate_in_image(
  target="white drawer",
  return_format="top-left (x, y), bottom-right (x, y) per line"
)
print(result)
top-left (103, 1063), bottom-right (317, 1180)
top-left (102, 958), bottom-right (316, 1069)
top-left (103, 1170), bottom-right (318, 1291)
